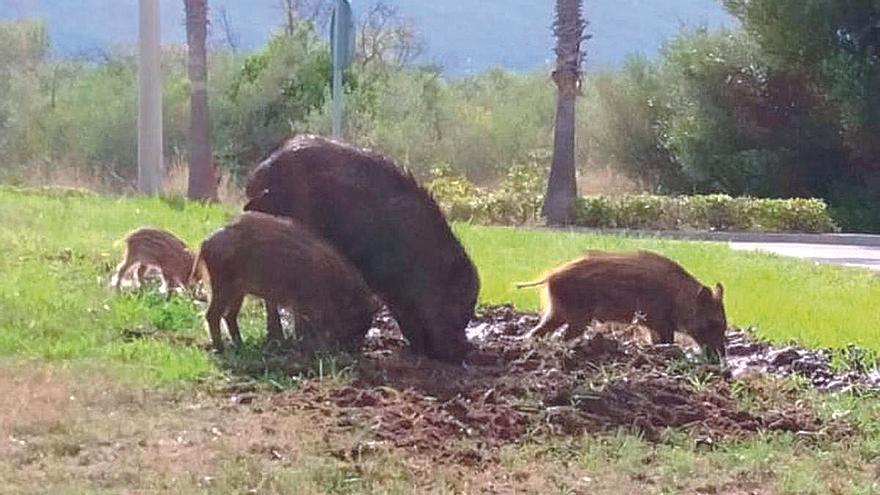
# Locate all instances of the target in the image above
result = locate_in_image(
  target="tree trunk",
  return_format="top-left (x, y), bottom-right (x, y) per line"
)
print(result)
top-left (542, 0), bottom-right (585, 225)
top-left (544, 72), bottom-right (578, 224)
top-left (184, 0), bottom-right (216, 201)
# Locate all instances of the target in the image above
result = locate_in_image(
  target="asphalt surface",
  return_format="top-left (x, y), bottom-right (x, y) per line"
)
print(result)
top-left (546, 226), bottom-right (880, 272)
top-left (730, 242), bottom-right (880, 271)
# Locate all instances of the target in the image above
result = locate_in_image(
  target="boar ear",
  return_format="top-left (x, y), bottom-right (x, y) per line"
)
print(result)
top-left (243, 192), bottom-right (266, 212)
top-left (697, 286), bottom-right (714, 305)
top-left (714, 283), bottom-right (724, 301)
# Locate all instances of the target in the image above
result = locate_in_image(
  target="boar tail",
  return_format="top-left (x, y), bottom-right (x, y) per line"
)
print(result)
top-left (515, 279), bottom-right (548, 289)
top-left (189, 249), bottom-right (209, 288)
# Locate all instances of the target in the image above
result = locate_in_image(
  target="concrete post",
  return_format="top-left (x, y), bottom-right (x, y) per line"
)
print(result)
top-left (138, 0), bottom-right (163, 195)
top-left (331, 0), bottom-right (344, 139)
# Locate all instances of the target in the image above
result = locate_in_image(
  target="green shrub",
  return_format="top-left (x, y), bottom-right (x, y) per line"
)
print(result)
top-left (431, 168), bottom-right (837, 233)
top-left (574, 194), bottom-right (838, 233)
top-left (428, 163), bottom-right (545, 224)
top-left (427, 164), bottom-right (483, 221)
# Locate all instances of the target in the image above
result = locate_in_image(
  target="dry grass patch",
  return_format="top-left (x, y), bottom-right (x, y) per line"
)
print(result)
top-left (0, 362), bottom-right (327, 493)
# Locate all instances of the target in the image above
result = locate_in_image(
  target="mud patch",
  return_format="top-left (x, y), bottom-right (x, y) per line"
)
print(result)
top-left (726, 329), bottom-right (880, 392)
top-left (270, 305), bottom-right (860, 463)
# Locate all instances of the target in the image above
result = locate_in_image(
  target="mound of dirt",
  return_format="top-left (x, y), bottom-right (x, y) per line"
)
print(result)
top-left (725, 329), bottom-right (880, 392)
top-left (268, 305), bottom-right (862, 463)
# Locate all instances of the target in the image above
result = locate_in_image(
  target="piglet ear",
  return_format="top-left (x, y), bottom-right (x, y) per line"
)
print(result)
top-left (714, 283), bottom-right (724, 301)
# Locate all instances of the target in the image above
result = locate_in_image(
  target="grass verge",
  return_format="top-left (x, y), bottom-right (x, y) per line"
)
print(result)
top-left (2, 186), bottom-right (880, 386)
top-left (2, 187), bottom-right (880, 493)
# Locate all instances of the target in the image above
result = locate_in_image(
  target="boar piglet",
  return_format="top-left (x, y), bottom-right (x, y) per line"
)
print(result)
top-left (112, 227), bottom-right (194, 293)
top-left (518, 250), bottom-right (727, 359)
top-left (244, 135), bottom-right (479, 363)
top-left (191, 212), bottom-right (380, 352)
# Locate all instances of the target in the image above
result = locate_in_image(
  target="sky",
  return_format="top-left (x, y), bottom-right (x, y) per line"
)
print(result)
top-left (0, 0), bottom-right (736, 75)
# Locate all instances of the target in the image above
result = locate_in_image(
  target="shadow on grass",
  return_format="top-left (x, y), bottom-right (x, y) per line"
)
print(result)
top-left (114, 288), bottom-right (358, 389)
top-left (209, 337), bottom-right (358, 391)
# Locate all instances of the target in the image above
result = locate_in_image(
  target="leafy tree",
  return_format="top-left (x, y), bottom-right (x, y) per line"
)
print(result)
top-left (582, 55), bottom-right (683, 193)
top-left (0, 20), bottom-right (49, 169)
top-left (214, 23), bottom-right (332, 171)
top-left (722, 0), bottom-right (880, 229)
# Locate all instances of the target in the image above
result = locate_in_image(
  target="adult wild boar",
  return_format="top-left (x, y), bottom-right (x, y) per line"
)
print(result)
top-left (244, 135), bottom-right (479, 362)
top-left (191, 212), bottom-right (380, 352)
top-left (517, 250), bottom-right (727, 358)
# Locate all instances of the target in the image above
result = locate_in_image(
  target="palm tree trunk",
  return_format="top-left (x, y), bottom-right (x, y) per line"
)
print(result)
top-left (544, 74), bottom-right (578, 224)
top-left (543, 0), bottom-right (585, 225)
top-left (184, 0), bottom-right (217, 201)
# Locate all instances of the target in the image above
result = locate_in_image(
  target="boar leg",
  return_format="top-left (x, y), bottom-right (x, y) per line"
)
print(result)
top-left (648, 315), bottom-right (675, 345)
top-left (170, 278), bottom-right (188, 295)
top-left (135, 264), bottom-right (149, 288)
top-left (425, 329), bottom-right (471, 363)
top-left (223, 294), bottom-right (245, 348)
top-left (113, 258), bottom-right (137, 290)
top-left (206, 287), bottom-right (236, 351)
top-left (393, 309), bottom-right (427, 355)
top-left (561, 317), bottom-right (589, 340)
top-left (264, 301), bottom-right (284, 344)
top-left (527, 309), bottom-right (564, 339)
top-left (157, 270), bottom-right (170, 295)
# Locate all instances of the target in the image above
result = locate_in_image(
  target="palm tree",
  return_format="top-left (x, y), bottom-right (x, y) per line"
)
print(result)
top-left (542, 0), bottom-right (586, 225)
top-left (184, 0), bottom-right (217, 201)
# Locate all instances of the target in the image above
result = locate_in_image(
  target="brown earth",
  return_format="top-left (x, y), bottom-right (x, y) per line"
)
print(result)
top-left (0, 304), bottom-right (867, 492)
top-left (266, 305), bottom-right (852, 465)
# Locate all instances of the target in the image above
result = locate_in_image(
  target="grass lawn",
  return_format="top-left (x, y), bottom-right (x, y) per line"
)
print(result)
top-left (464, 225), bottom-right (880, 351)
top-left (2, 186), bottom-right (880, 384)
top-left (2, 186), bottom-right (880, 494)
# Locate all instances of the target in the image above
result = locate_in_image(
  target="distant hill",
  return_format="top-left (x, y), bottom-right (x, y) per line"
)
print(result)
top-left (0, 0), bottom-right (736, 75)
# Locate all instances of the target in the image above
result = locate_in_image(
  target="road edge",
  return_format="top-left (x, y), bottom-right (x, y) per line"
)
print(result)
top-left (532, 226), bottom-right (880, 246)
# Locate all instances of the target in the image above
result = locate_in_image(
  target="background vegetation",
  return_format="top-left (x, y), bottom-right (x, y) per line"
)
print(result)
top-left (3, 1), bottom-right (880, 231)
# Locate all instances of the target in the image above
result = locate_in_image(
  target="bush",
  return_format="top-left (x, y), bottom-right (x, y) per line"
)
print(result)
top-left (430, 167), bottom-right (837, 233)
top-left (428, 163), bottom-right (545, 224)
top-left (574, 194), bottom-right (838, 233)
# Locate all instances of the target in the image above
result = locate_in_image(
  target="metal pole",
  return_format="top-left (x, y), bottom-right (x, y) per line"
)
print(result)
top-left (331, 0), bottom-right (344, 139)
top-left (138, 0), bottom-right (163, 195)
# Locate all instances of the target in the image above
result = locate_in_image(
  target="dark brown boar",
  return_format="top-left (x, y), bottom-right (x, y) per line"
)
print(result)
top-left (112, 228), bottom-right (194, 292)
top-left (243, 135), bottom-right (479, 362)
top-left (191, 212), bottom-right (380, 352)
top-left (517, 250), bottom-right (727, 357)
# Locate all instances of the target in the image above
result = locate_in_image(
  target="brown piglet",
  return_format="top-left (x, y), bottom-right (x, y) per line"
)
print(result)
top-left (112, 227), bottom-right (195, 293)
top-left (190, 212), bottom-right (380, 352)
top-left (517, 250), bottom-right (727, 358)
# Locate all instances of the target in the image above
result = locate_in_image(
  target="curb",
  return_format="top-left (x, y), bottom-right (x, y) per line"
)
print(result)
top-left (534, 226), bottom-right (880, 247)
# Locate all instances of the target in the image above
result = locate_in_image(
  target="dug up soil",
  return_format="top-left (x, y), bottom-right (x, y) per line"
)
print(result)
top-left (260, 305), bottom-right (870, 464)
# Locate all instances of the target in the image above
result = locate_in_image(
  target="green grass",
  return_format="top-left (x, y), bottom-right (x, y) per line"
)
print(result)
top-left (463, 224), bottom-right (880, 350)
top-left (2, 186), bottom-right (880, 493)
top-left (2, 186), bottom-right (880, 385)
top-left (0, 187), bottom-right (234, 384)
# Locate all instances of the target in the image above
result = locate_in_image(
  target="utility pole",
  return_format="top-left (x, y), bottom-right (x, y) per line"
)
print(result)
top-left (138, 0), bottom-right (163, 195)
top-left (331, 0), bottom-right (354, 139)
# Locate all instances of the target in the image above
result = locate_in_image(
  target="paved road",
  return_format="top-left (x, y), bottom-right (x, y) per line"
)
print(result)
top-left (546, 226), bottom-right (880, 271)
top-left (730, 242), bottom-right (880, 271)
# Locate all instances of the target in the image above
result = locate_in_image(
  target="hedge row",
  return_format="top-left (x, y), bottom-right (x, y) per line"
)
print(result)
top-left (574, 194), bottom-right (839, 233)
top-left (428, 165), bottom-right (545, 226)
top-left (429, 168), bottom-right (839, 233)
